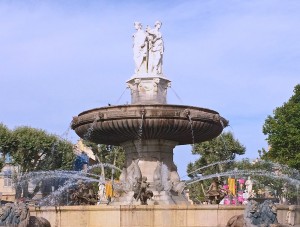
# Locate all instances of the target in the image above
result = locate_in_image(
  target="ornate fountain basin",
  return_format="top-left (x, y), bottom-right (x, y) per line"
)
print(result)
top-left (71, 104), bottom-right (228, 145)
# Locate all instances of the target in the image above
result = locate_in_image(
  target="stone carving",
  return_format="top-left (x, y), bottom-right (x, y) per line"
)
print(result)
top-left (119, 167), bottom-right (126, 182)
top-left (205, 178), bottom-right (227, 204)
top-left (153, 161), bottom-right (164, 192)
top-left (170, 163), bottom-right (186, 194)
top-left (146, 21), bottom-right (164, 76)
top-left (286, 205), bottom-right (296, 226)
top-left (226, 200), bottom-right (289, 227)
top-left (160, 162), bottom-right (171, 192)
top-left (132, 21), bottom-right (164, 77)
top-left (29, 216), bottom-right (51, 227)
top-left (0, 202), bottom-right (50, 227)
top-left (69, 180), bottom-right (98, 205)
top-left (98, 183), bottom-right (106, 203)
top-left (71, 116), bottom-right (79, 129)
top-left (133, 176), bottom-right (153, 205)
top-left (133, 22), bottom-right (148, 76)
top-left (126, 159), bottom-right (142, 190)
top-left (0, 203), bottom-right (13, 225)
top-left (153, 161), bottom-right (185, 195)
top-left (245, 176), bottom-right (253, 195)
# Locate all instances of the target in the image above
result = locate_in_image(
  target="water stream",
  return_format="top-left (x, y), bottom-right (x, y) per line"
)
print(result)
top-left (185, 159), bottom-right (234, 178)
top-left (186, 168), bottom-right (300, 186)
top-left (136, 110), bottom-right (145, 157)
top-left (83, 116), bottom-right (99, 140)
top-left (16, 162), bottom-right (122, 206)
top-left (187, 115), bottom-right (195, 152)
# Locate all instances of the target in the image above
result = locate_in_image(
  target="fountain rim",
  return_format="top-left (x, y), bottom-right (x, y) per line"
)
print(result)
top-left (77, 104), bottom-right (221, 117)
top-left (71, 104), bottom-right (228, 146)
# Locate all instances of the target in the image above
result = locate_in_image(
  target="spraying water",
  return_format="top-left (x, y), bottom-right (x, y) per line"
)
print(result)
top-left (184, 159), bottom-right (234, 178)
top-left (188, 115), bottom-right (195, 151)
top-left (186, 168), bottom-right (300, 186)
top-left (83, 116), bottom-right (99, 140)
top-left (137, 109), bottom-right (145, 157)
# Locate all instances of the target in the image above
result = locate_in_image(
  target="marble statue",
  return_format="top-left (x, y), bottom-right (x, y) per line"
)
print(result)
top-left (146, 21), bottom-right (164, 76)
top-left (245, 176), bottom-right (253, 195)
top-left (133, 22), bottom-right (148, 76)
top-left (98, 183), bottom-right (106, 203)
top-left (132, 21), bottom-right (164, 77)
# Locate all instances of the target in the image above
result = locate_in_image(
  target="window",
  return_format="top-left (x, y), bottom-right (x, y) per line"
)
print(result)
top-left (4, 177), bottom-right (12, 187)
top-left (3, 169), bottom-right (12, 187)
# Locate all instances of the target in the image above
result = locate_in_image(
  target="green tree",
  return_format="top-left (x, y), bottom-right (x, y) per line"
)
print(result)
top-left (186, 131), bottom-right (246, 203)
top-left (11, 126), bottom-right (75, 172)
top-left (232, 159), bottom-right (299, 204)
top-left (262, 84), bottom-right (300, 170)
top-left (10, 126), bottom-right (75, 198)
top-left (82, 140), bottom-right (125, 180)
top-left (0, 123), bottom-right (15, 169)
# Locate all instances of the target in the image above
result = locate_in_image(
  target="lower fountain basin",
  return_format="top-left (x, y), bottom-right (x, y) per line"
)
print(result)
top-left (71, 104), bottom-right (228, 145)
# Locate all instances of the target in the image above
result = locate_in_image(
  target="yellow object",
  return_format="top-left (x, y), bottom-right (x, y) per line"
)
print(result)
top-left (105, 181), bottom-right (113, 198)
top-left (228, 178), bottom-right (236, 195)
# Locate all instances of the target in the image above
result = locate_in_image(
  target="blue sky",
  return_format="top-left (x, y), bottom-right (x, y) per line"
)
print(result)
top-left (0, 0), bottom-right (299, 178)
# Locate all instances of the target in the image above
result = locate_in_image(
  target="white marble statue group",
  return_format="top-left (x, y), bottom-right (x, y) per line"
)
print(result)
top-left (133, 21), bottom-right (164, 77)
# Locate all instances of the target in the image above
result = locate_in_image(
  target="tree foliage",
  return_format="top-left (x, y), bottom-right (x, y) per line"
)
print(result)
top-left (189, 131), bottom-right (245, 174)
top-left (232, 159), bottom-right (299, 204)
top-left (0, 123), bottom-right (15, 169)
top-left (186, 131), bottom-right (246, 203)
top-left (82, 140), bottom-right (125, 180)
top-left (0, 124), bottom-right (76, 199)
top-left (262, 84), bottom-right (300, 170)
top-left (11, 126), bottom-right (75, 172)
top-left (0, 123), bottom-right (15, 155)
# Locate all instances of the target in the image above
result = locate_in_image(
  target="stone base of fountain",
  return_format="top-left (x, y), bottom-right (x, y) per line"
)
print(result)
top-left (30, 204), bottom-right (300, 227)
top-left (113, 191), bottom-right (190, 205)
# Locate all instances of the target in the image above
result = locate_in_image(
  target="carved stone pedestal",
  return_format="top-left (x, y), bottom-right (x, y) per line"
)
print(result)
top-left (121, 139), bottom-right (178, 184)
top-left (127, 76), bottom-right (171, 104)
top-left (114, 139), bottom-right (189, 205)
top-left (114, 190), bottom-right (190, 205)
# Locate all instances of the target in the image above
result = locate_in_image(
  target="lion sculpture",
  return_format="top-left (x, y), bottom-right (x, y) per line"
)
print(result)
top-left (226, 199), bottom-right (289, 227)
top-left (0, 202), bottom-right (50, 227)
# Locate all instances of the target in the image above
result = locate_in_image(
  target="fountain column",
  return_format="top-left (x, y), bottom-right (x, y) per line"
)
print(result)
top-left (121, 139), bottom-right (178, 185)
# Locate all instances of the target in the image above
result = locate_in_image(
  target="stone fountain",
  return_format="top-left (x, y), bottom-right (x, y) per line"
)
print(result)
top-left (71, 21), bottom-right (228, 205)
top-left (27, 22), bottom-right (299, 227)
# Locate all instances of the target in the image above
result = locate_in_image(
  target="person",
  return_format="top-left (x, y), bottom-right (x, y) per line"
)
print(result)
top-left (245, 176), bottom-right (253, 195)
top-left (133, 22), bottom-right (148, 76)
top-left (146, 21), bottom-right (164, 76)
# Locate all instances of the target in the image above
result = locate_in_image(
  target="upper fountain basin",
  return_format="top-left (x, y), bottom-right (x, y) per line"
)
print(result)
top-left (71, 104), bottom-right (228, 146)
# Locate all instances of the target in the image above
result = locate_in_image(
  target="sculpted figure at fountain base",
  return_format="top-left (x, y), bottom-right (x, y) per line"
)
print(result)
top-left (0, 202), bottom-right (50, 227)
top-left (133, 176), bottom-right (154, 205)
